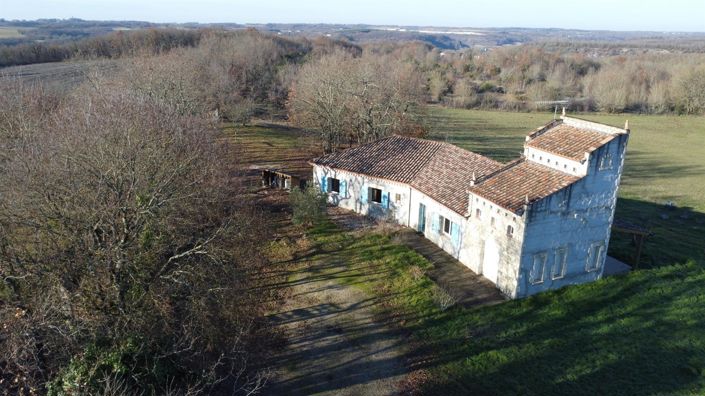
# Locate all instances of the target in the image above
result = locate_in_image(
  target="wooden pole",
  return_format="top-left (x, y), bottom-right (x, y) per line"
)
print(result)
top-left (634, 234), bottom-right (644, 269)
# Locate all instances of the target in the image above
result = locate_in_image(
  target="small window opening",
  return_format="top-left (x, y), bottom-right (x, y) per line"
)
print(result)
top-left (370, 187), bottom-right (382, 203)
top-left (586, 242), bottom-right (604, 272)
top-left (443, 217), bottom-right (451, 235)
top-left (530, 252), bottom-right (547, 284)
top-left (599, 153), bottom-right (613, 170)
top-left (507, 225), bottom-right (514, 238)
top-left (552, 247), bottom-right (568, 279)
top-left (330, 178), bottom-right (340, 193)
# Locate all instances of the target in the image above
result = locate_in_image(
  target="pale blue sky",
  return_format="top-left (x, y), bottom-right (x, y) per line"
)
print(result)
top-left (2, 0), bottom-right (704, 32)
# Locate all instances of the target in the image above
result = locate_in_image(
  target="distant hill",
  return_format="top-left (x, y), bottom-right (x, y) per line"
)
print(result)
top-left (2, 18), bottom-right (705, 52)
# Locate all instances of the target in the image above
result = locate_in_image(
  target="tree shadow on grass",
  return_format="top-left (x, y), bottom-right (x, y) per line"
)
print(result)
top-left (610, 197), bottom-right (705, 269)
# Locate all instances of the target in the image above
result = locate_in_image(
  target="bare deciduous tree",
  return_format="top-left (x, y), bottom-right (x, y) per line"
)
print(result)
top-left (287, 51), bottom-right (426, 153)
top-left (0, 81), bottom-right (270, 395)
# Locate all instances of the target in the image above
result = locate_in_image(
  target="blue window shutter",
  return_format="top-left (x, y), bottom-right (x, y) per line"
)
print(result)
top-left (340, 180), bottom-right (347, 198)
top-left (361, 185), bottom-right (368, 202)
top-left (431, 214), bottom-right (440, 233)
top-left (321, 176), bottom-right (327, 192)
top-left (451, 222), bottom-right (461, 247)
top-left (382, 191), bottom-right (390, 208)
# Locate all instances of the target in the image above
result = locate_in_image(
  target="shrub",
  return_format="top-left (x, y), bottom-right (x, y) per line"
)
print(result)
top-left (432, 285), bottom-right (458, 311)
top-left (478, 81), bottom-right (496, 93)
top-left (409, 265), bottom-right (427, 281)
top-left (266, 238), bottom-right (296, 262)
top-left (290, 185), bottom-right (327, 226)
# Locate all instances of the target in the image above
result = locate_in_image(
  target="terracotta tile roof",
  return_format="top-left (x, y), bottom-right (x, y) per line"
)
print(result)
top-left (412, 144), bottom-right (502, 214)
top-left (312, 135), bottom-right (443, 184)
top-left (470, 160), bottom-right (580, 213)
top-left (526, 123), bottom-right (618, 161)
top-left (312, 135), bottom-right (502, 214)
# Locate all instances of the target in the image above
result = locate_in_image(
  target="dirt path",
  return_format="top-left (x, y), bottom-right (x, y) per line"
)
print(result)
top-left (263, 219), bottom-right (410, 395)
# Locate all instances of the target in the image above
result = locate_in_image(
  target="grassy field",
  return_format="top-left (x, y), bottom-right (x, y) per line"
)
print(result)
top-left (306, 221), bottom-right (705, 395)
top-left (428, 107), bottom-right (705, 268)
top-left (0, 27), bottom-right (24, 39)
top-left (0, 60), bottom-right (118, 92)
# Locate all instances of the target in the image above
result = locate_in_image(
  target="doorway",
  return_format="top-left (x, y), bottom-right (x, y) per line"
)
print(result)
top-left (417, 203), bottom-right (426, 233)
top-left (481, 238), bottom-right (499, 284)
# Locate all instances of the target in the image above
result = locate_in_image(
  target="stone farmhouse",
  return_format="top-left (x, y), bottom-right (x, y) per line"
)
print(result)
top-left (310, 112), bottom-right (630, 298)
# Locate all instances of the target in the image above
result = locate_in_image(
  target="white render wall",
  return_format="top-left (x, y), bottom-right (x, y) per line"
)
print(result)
top-left (312, 166), bottom-right (413, 226)
top-left (312, 165), bottom-right (470, 266)
top-left (465, 194), bottom-right (527, 298)
top-left (408, 189), bottom-right (468, 261)
top-left (517, 133), bottom-right (628, 298)
top-left (524, 146), bottom-right (587, 176)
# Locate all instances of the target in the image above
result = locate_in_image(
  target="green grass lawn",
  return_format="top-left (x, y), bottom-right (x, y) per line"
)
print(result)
top-left (307, 222), bottom-right (705, 395)
top-left (428, 107), bottom-right (705, 268)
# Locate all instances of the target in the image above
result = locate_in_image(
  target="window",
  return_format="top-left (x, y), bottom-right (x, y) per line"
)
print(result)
top-left (329, 177), bottom-right (340, 193)
top-left (476, 208), bottom-right (482, 219)
top-left (395, 193), bottom-right (402, 203)
top-left (506, 225), bottom-right (514, 238)
top-left (440, 216), bottom-right (452, 235)
top-left (586, 242), bottom-right (604, 272)
top-left (552, 247), bottom-right (568, 279)
top-left (370, 187), bottom-right (382, 203)
top-left (599, 153), bottom-right (613, 170)
top-left (491, 217), bottom-right (496, 227)
top-left (530, 252), bottom-right (547, 284)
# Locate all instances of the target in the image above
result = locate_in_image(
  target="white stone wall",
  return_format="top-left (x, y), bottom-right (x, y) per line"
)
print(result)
top-left (524, 146), bottom-right (587, 176)
top-left (408, 190), bottom-right (468, 261)
top-left (313, 165), bottom-right (470, 266)
top-left (465, 194), bottom-right (526, 297)
top-left (516, 133), bottom-right (628, 297)
top-left (312, 165), bottom-right (412, 225)
top-left (562, 116), bottom-right (626, 135)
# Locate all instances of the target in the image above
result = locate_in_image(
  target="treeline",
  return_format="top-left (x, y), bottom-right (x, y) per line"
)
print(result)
top-left (0, 28), bottom-right (202, 67)
top-left (414, 44), bottom-right (705, 114)
top-left (108, 30), bottom-right (362, 122)
top-left (537, 39), bottom-right (705, 54)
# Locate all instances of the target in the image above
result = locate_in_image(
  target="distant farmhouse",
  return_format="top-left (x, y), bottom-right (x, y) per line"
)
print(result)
top-left (310, 112), bottom-right (629, 298)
